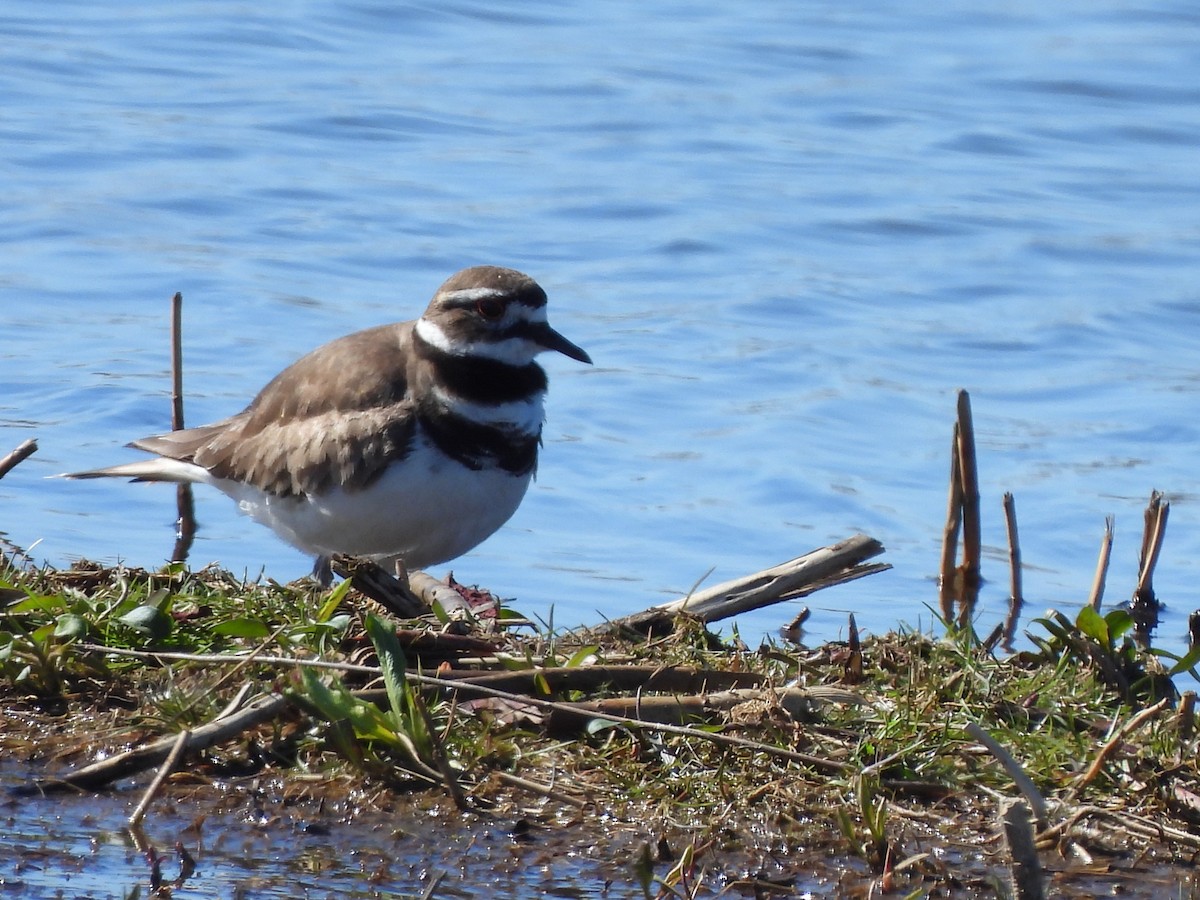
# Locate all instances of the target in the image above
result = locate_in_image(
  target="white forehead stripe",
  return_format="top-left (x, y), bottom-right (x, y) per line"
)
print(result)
top-left (440, 287), bottom-right (509, 307)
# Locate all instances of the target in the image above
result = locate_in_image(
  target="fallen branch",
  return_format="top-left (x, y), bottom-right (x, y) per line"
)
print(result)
top-left (17, 691), bottom-right (289, 795)
top-left (605, 533), bottom-right (887, 634)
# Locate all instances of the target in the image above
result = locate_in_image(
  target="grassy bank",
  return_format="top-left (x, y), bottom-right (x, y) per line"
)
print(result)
top-left (3, 553), bottom-right (1200, 898)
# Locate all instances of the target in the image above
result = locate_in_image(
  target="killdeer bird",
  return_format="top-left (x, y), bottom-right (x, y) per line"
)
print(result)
top-left (67, 266), bottom-right (591, 583)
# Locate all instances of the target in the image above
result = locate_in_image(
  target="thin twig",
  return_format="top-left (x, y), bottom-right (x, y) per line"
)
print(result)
top-left (492, 770), bottom-right (591, 809)
top-left (1087, 516), bottom-right (1114, 611)
top-left (128, 729), bottom-right (191, 828)
top-left (1067, 699), bottom-right (1168, 800)
top-left (0, 439), bottom-right (37, 481)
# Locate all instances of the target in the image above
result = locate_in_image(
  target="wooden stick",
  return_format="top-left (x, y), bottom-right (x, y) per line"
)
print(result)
top-left (128, 728), bottom-right (191, 827)
top-left (610, 534), bottom-right (886, 633)
top-left (20, 692), bottom-right (288, 795)
top-left (1002, 493), bottom-right (1022, 606)
top-left (0, 438), bottom-right (37, 481)
top-left (1087, 516), bottom-right (1114, 611)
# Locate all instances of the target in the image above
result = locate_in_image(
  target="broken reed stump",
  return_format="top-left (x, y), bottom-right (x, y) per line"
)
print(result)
top-left (1129, 490), bottom-right (1169, 639)
top-left (939, 390), bottom-right (982, 623)
top-left (1001, 491), bottom-right (1023, 651)
top-left (1133, 490), bottom-right (1168, 609)
top-left (168, 290), bottom-right (197, 564)
top-left (603, 533), bottom-right (887, 636)
top-left (1088, 515), bottom-right (1114, 612)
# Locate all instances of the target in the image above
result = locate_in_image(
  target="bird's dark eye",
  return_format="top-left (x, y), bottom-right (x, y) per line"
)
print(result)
top-left (475, 297), bottom-right (506, 320)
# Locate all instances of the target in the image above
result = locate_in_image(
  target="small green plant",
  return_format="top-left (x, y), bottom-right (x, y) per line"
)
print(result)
top-left (289, 613), bottom-right (445, 785)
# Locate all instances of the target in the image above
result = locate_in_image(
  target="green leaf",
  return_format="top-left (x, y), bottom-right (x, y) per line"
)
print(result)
top-left (564, 645), bottom-right (600, 668)
top-left (212, 617), bottom-right (271, 639)
top-left (1104, 608), bottom-right (1134, 641)
top-left (117, 605), bottom-right (172, 640)
top-left (314, 578), bottom-right (353, 624)
top-left (363, 614), bottom-right (436, 767)
top-left (53, 613), bottom-right (91, 640)
top-left (585, 717), bottom-right (620, 736)
top-left (1166, 644), bottom-right (1200, 678)
top-left (7, 594), bottom-right (63, 614)
top-left (1075, 606), bottom-right (1109, 645)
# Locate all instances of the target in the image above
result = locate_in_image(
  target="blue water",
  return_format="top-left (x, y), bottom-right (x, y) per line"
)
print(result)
top-left (3, 1), bottom-right (1200, 666)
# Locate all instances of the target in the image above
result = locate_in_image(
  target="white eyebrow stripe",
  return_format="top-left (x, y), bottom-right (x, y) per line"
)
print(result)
top-left (439, 287), bottom-right (509, 307)
top-left (415, 313), bottom-right (553, 366)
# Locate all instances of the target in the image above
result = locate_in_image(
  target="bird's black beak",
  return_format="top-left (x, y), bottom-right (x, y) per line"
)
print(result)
top-left (536, 323), bottom-right (592, 365)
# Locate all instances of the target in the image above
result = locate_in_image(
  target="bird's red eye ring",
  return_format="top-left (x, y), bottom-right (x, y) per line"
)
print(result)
top-left (475, 297), bottom-right (505, 320)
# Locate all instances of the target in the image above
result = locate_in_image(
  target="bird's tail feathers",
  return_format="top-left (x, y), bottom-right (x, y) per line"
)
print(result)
top-left (60, 457), bottom-right (208, 485)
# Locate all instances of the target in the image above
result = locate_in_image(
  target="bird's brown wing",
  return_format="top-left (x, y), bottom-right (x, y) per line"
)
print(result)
top-left (134, 323), bottom-right (419, 498)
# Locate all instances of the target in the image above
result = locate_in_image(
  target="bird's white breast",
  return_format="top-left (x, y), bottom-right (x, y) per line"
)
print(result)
top-left (214, 433), bottom-right (535, 569)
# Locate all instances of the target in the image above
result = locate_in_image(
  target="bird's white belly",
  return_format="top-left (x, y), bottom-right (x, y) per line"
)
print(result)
top-left (215, 439), bottom-right (533, 569)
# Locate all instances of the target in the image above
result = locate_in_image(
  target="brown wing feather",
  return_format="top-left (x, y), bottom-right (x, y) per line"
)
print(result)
top-left (134, 323), bottom-right (418, 498)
